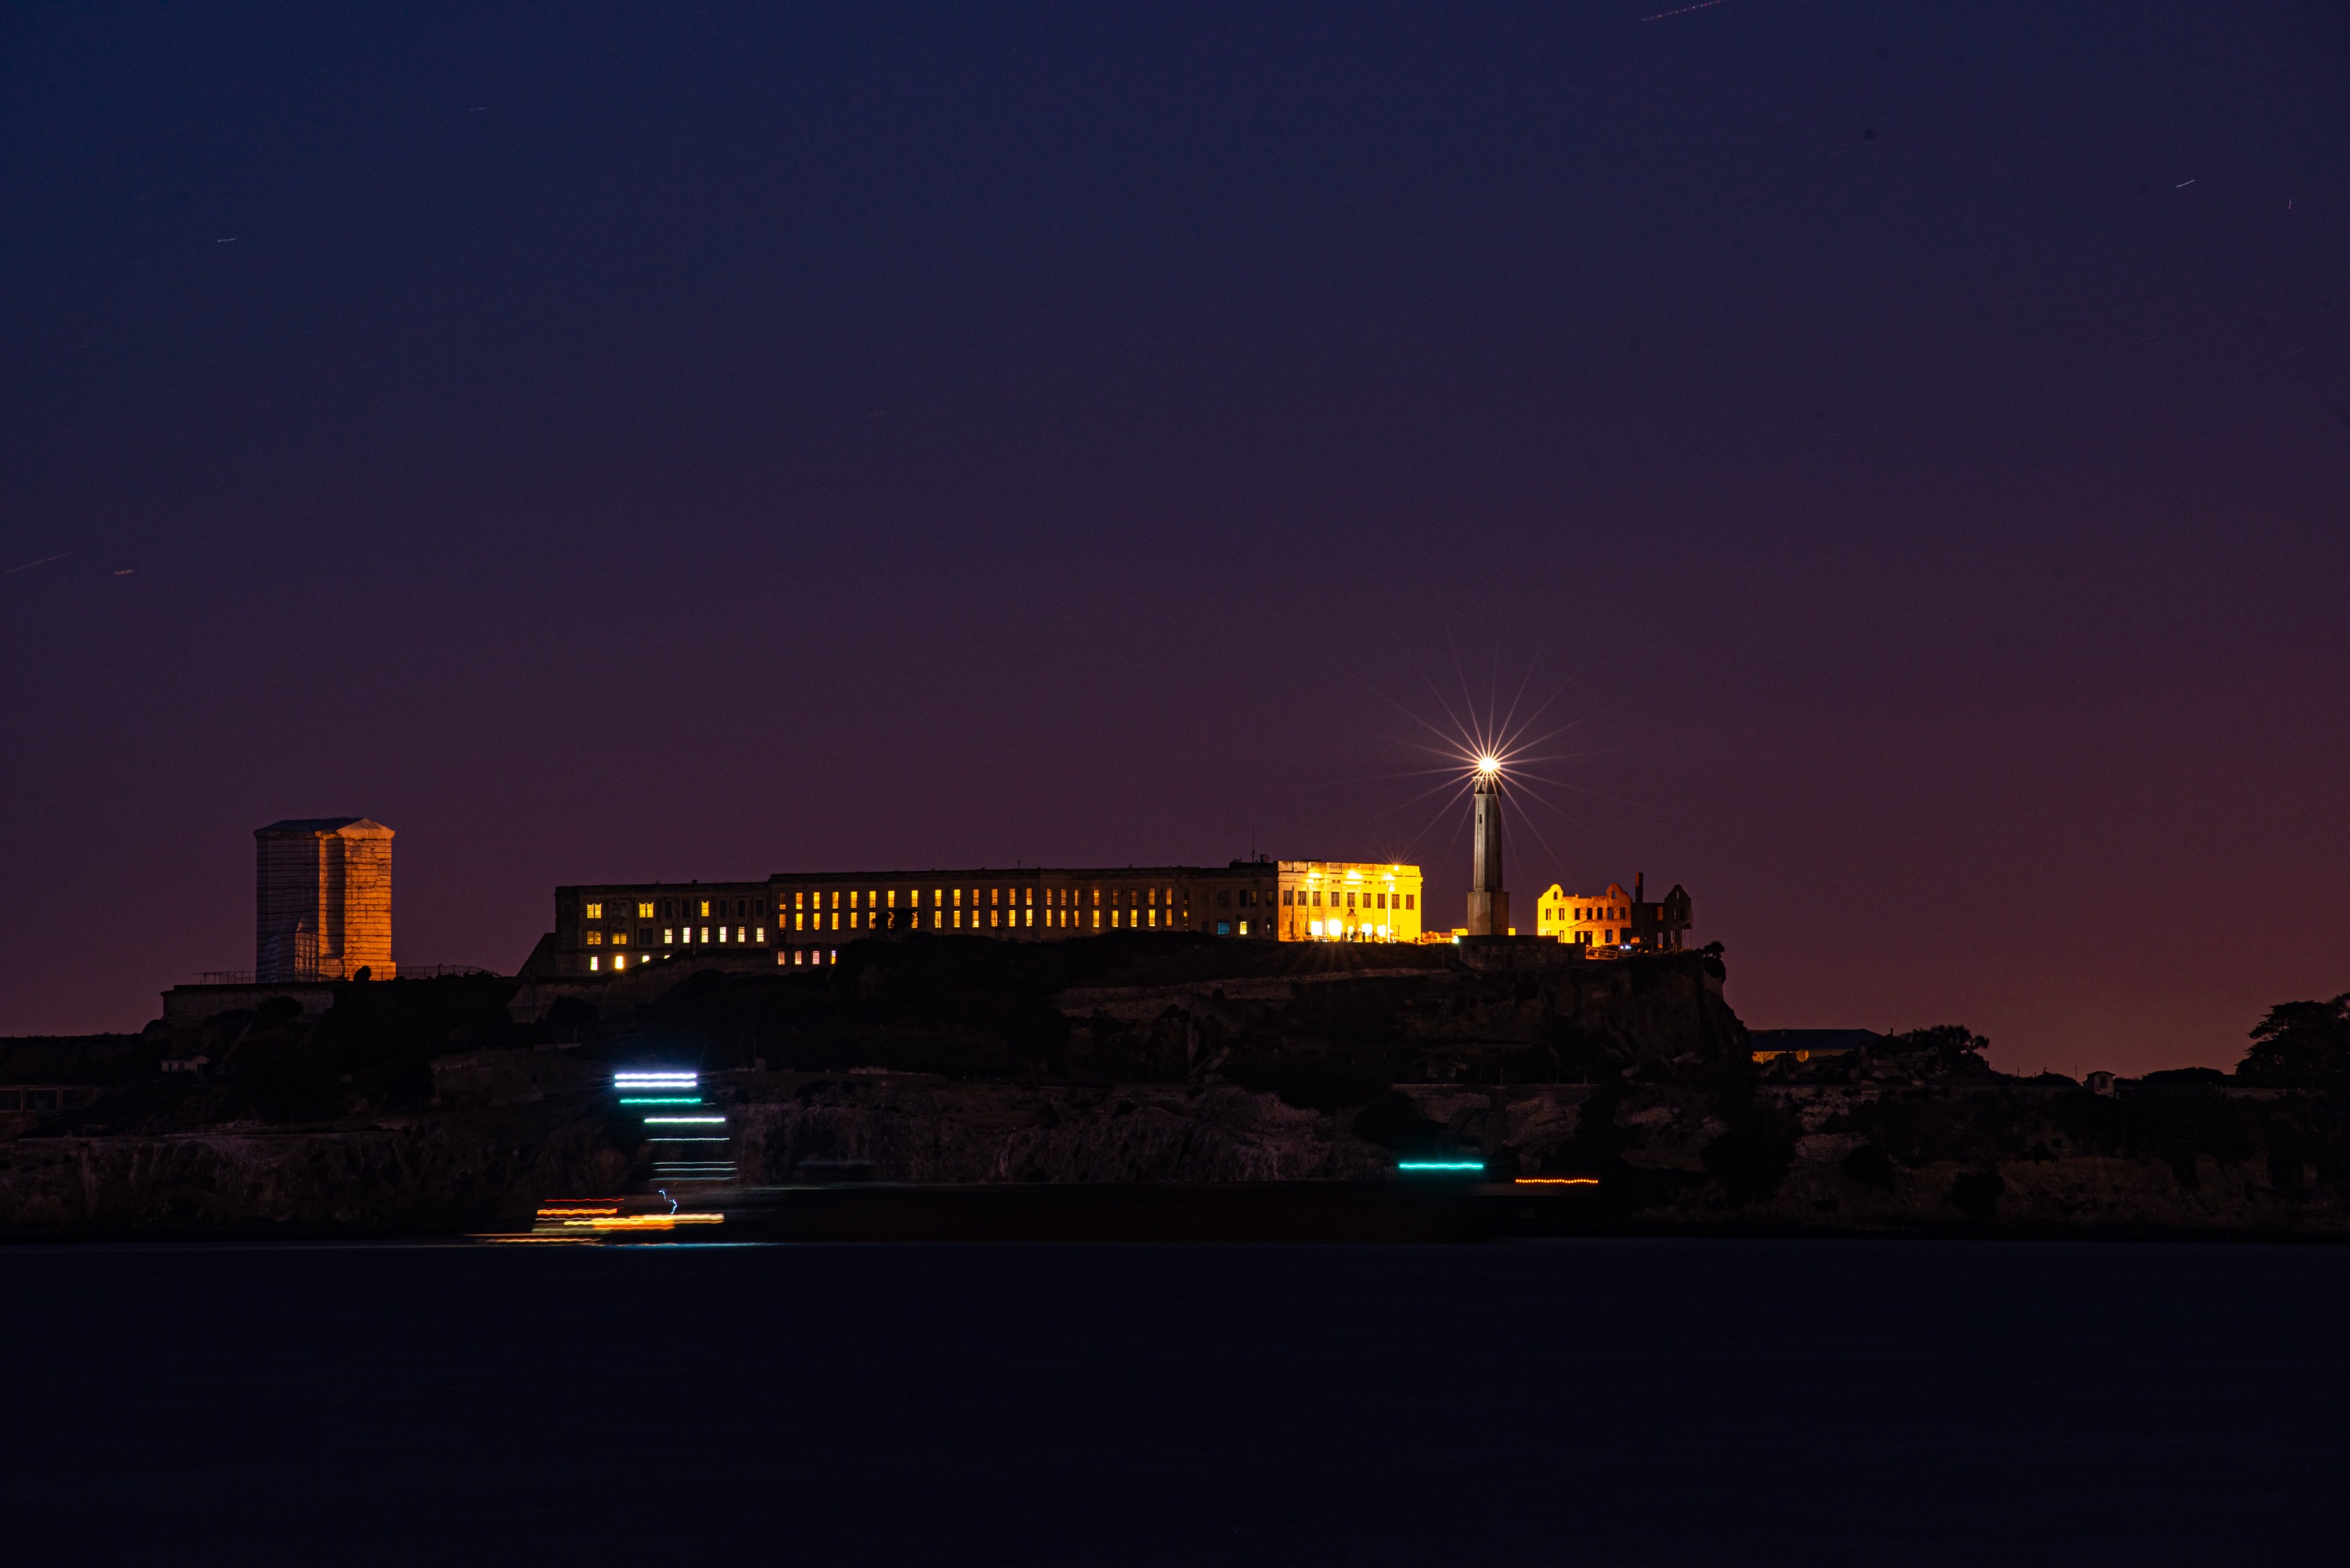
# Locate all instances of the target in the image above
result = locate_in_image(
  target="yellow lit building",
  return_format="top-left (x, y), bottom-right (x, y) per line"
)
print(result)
top-left (535, 857), bottom-right (1428, 977)
top-left (1534, 875), bottom-right (1692, 954)
top-left (1276, 860), bottom-right (1423, 943)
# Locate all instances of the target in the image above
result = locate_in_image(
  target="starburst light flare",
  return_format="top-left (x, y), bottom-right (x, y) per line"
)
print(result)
top-left (1361, 650), bottom-right (1635, 894)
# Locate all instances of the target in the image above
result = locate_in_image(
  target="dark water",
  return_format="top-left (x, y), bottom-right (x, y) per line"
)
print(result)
top-left (5, 1238), bottom-right (2345, 1564)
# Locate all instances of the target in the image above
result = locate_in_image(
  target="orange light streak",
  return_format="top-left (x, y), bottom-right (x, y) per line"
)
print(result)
top-left (1513, 1177), bottom-right (1600, 1186)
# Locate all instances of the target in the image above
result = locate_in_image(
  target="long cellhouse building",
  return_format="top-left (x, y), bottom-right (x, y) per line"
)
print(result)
top-left (526, 858), bottom-right (1423, 977)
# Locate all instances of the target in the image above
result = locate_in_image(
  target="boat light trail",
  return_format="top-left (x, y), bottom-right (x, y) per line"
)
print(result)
top-left (579, 1213), bottom-right (725, 1230)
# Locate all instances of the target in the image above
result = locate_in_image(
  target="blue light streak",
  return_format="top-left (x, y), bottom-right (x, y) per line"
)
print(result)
top-left (1396, 1160), bottom-right (1486, 1172)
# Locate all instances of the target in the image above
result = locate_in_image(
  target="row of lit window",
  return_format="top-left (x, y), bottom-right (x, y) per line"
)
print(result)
top-left (584, 905), bottom-right (1213, 948)
top-left (1282, 889), bottom-right (1412, 909)
top-left (588, 946), bottom-right (842, 974)
top-left (1540, 921), bottom-right (1625, 945)
top-left (786, 906), bottom-right (1183, 931)
top-left (586, 925), bottom-right (764, 946)
top-left (584, 885), bottom-right (1305, 923)
top-left (1542, 904), bottom-right (1627, 923)
top-left (776, 886), bottom-right (1184, 910)
top-left (583, 898), bottom-right (760, 921)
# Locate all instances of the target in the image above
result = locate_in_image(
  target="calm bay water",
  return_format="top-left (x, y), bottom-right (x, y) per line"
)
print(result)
top-left (4, 1238), bottom-right (2343, 1563)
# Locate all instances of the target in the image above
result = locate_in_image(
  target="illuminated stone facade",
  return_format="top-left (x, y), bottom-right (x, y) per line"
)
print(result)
top-left (255, 817), bottom-right (395, 982)
top-left (1274, 861), bottom-right (1424, 943)
top-left (1533, 875), bottom-right (1691, 954)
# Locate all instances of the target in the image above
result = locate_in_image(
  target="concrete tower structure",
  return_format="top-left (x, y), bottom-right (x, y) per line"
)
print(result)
top-left (1465, 766), bottom-right (1509, 936)
top-left (255, 818), bottom-right (395, 982)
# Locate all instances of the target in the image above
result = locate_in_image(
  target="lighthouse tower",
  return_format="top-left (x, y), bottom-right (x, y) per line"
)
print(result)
top-left (1464, 761), bottom-right (1509, 937)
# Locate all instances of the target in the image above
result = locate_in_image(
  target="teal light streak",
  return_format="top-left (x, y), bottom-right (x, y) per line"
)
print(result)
top-left (619, 1097), bottom-right (703, 1104)
top-left (1396, 1160), bottom-right (1485, 1172)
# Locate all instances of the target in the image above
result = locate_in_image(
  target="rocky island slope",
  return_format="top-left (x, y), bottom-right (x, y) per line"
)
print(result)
top-left (2, 938), bottom-right (2345, 1239)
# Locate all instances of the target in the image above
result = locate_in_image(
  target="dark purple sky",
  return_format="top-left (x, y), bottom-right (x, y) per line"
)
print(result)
top-left (5, 2), bottom-right (2347, 1072)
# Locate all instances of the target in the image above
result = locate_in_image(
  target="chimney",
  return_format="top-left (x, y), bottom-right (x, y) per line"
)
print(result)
top-left (1636, 872), bottom-right (1644, 903)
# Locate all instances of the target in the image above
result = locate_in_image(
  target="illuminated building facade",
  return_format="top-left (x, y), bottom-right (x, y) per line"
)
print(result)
top-left (544, 861), bottom-right (1283, 977)
top-left (555, 882), bottom-right (772, 975)
top-left (539, 857), bottom-right (1423, 977)
top-left (255, 817), bottom-right (395, 982)
top-left (1533, 874), bottom-right (1692, 954)
top-left (1275, 861), bottom-right (1423, 943)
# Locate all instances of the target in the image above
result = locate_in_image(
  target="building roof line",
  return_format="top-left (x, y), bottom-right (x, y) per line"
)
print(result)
top-left (256, 816), bottom-right (391, 837)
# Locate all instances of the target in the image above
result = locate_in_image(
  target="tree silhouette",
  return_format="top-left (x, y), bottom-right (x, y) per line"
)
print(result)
top-left (2239, 995), bottom-right (2350, 1075)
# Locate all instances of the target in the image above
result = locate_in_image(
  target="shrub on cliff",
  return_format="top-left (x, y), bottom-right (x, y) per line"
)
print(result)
top-left (1280, 977), bottom-right (1405, 1046)
top-left (616, 956), bottom-right (1067, 1079)
top-left (2119, 1072), bottom-right (2258, 1192)
top-left (1350, 1089), bottom-right (1448, 1152)
top-left (1844, 1088), bottom-right (2041, 1168)
top-left (1840, 1143), bottom-right (1899, 1190)
top-left (2238, 995), bottom-right (2350, 1076)
top-left (204, 977), bottom-right (515, 1124)
top-left (1881, 1024), bottom-right (1995, 1078)
top-left (2044, 1071), bottom-right (2265, 1193)
top-left (1701, 1112), bottom-right (1796, 1204)
top-left (1945, 1169), bottom-right (2004, 1219)
top-left (1234, 1054), bottom-right (1396, 1113)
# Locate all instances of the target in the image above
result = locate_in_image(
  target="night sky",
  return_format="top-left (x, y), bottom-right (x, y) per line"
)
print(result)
top-left (5, 2), bottom-right (2346, 1073)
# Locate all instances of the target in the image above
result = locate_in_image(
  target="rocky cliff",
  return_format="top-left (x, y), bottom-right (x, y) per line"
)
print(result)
top-left (702, 1068), bottom-right (2350, 1234)
top-left (0, 1107), bottom-right (625, 1238)
top-left (4, 936), bottom-right (2345, 1237)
